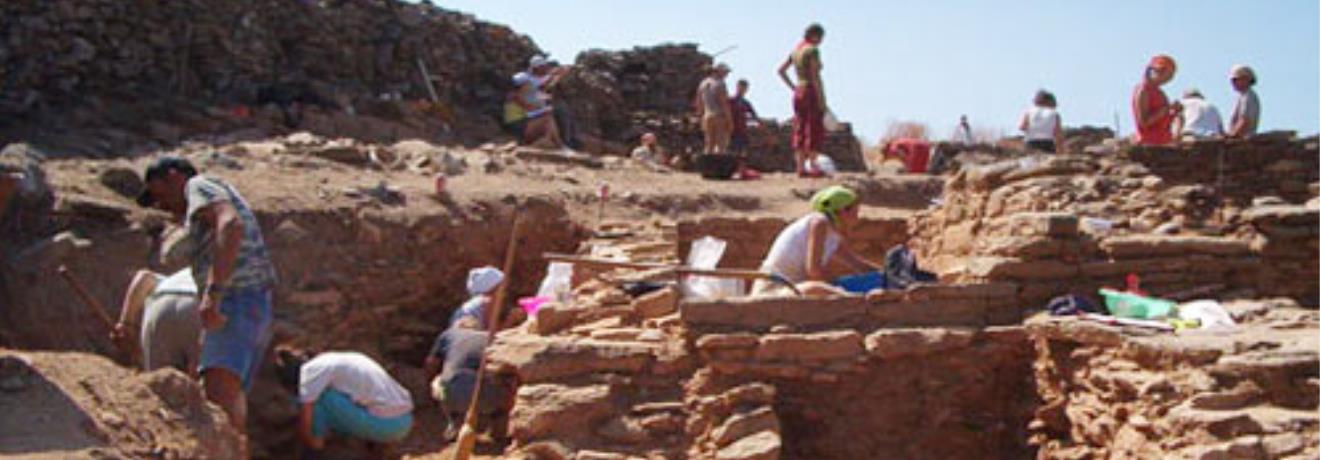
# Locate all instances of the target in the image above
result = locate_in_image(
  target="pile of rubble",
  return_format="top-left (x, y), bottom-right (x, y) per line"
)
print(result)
top-left (2, 0), bottom-right (540, 151)
top-left (0, 349), bottom-right (241, 459)
top-left (1028, 301), bottom-right (1319, 459)
top-left (562, 44), bottom-right (713, 129)
top-left (555, 44), bottom-right (866, 172)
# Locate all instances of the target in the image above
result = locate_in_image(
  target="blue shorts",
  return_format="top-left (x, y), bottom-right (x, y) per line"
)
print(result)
top-left (199, 286), bottom-right (273, 391)
top-left (312, 388), bottom-right (414, 443)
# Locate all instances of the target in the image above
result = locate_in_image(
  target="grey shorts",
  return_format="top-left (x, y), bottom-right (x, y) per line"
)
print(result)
top-left (431, 372), bottom-right (511, 417)
top-left (140, 293), bottom-right (202, 373)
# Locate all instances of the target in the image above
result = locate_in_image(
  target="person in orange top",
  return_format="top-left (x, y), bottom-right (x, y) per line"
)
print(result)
top-left (1132, 54), bottom-right (1181, 145)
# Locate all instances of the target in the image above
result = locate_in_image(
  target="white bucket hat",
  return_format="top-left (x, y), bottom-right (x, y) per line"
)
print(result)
top-left (467, 266), bottom-right (505, 296)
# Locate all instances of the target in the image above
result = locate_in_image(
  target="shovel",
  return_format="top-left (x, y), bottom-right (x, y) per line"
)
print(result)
top-left (452, 211), bottom-right (524, 460)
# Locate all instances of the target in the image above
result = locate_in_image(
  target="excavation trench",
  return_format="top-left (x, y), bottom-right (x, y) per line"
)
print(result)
top-left (2, 194), bottom-right (592, 458)
top-left (4, 150), bottom-right (1316, 459)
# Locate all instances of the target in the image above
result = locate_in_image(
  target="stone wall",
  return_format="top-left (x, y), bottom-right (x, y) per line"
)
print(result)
top-left (676, 216), bottom-right (908, 272)
top-left (1245, 204), bottom-right (1320, 306)
top-left (1121, 136), bottom-right (1319, 205)
top-left (489, 282), bottom-right (1036, 460)
top-left (910, 150), bottom-right (1319, 309)
top-left (1, 0), bottom-right (540, 147)
top-left (1027, 308), bottom-right (1319, 459)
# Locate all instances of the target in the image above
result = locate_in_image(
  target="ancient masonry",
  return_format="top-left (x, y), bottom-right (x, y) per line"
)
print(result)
top-left (1, 1), bottom-right (864, 171)
top-left (0, 1), bottom-right (1316, 459)
top-left (476, 138), bottom-right (1318, 459)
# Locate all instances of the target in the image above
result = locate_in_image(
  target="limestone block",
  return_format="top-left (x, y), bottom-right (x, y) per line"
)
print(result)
top-left (696, 333), bottom-right (760, 351)
top-left (487, 335), bottom-right (656, 383)
top-left (754, 331), bottom-right (863, 363)
top-left (715, 430), bottom-right (781, 460)
top-left (632, 287), bottom-right (677, 319)
top-left (864, 328), bottom-right (976, 359)
top-left (596, 416), bottom-right (649, 444)
top-left (681, 297), bottom-right (866, 330)
top-left (534, 302), bottom-right (582, 335)
top-left (904, 282), bottom-right (1019, 301)
top-left (712, 407), bottom-right (780, 447)
top-left (1100, 235), bottom-right (1251, 258)
top-left (868, 299), bottom-right (991, 328)
top-left (718, 383), bottom-right (776, 408)
top-left (967, 257), bottom-right (1080, 281)
top-left (1008, 212), bottom-right (1080, 238)
top-left (510, 384), bottom-right (614, 441)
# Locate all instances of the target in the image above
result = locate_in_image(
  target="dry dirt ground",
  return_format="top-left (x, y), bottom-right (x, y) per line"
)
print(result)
top-left (41, 135), bottom-right (935, 224)
top-left (8, 134), bottom-right (939, 459)
top-left (0, 349), bottom-right (240, 459)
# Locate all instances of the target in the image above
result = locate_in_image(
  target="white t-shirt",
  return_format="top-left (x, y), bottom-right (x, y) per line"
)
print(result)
top-left (299, 352), bottom-right (414, 419)
top-left (698, 77), bottom-right (729, 116)
top-left (759, 214), bottom-right (841, 283)
top-left (1022, 106), bottom-right (1060, 141)
top-left (153, 269), bottom-right (197, 296)
top-left (1179, 98), bottom-right (1223, 138)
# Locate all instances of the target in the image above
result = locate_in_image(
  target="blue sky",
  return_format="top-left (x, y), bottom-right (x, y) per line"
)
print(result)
top-left (436, 1), bottom-right (1319, 143)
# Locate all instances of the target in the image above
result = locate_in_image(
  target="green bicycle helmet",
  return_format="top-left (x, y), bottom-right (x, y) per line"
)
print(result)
top-left (810, 185), bottom-right (859, 224)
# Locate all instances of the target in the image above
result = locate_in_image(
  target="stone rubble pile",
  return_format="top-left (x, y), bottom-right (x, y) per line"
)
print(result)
top-left (1028, 302), bottom-right (1319, 459)
top-left (555, 44), bottom-right (866, 172)
top-left (2, 0), bottom-right (539, 144)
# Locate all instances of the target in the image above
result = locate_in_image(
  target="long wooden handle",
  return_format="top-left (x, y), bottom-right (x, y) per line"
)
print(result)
top-left (541, 252), bottom-right (771, 280)
top-left (57, 265), bottom-right (117, 331)
top-left (458, 211), bottom-right (524, 456)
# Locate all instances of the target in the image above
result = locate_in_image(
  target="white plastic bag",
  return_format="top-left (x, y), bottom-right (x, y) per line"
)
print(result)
top-left (536, 262), bottom-right (574, 303)
top-left (683, 236), bottom-right (744, 300)
top-left (1177, 299), bottom-right (1237, 330)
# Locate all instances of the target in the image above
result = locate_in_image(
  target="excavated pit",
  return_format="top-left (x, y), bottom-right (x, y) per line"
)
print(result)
top-left (1, 178), bottom-right (593, 458)
top-left (2, 135), bottom-right (1316, 459)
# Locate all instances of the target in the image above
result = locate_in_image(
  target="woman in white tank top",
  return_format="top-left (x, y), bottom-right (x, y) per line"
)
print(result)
top-left (1019, 90), bottom-right (1063, 153)
top-left (754, 186), bottom-right (884, 297)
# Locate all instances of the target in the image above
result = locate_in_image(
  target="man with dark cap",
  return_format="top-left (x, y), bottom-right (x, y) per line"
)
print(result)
top-left (137, 156), bottom-right (276, 456)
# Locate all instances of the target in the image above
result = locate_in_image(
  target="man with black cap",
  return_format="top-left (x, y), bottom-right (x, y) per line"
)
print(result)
top-left (137, 156), bottom-right (276, 455)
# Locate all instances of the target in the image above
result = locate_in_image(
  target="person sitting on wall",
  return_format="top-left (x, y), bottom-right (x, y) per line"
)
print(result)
top-left (1131, 54), bottom-right (1180, 146)
top-left (274, 346), bottom-right (415, 459)
top-left (631, 132), bottom-right (673, 170)
top-left (503, 73), bottom-right (563, 149)
top-left (752, 185), bottom-right (884, 297)
top-left (1226, 64), bottom-right (1261, 139)
top-left (1173, 88), bottom-right (1224, 140)
top-left (527, 55), bottom-right (582, 150)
